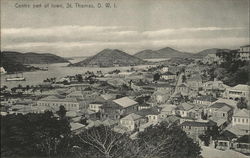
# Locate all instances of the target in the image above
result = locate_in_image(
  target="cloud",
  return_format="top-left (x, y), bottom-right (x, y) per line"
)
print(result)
top-left (1, 25), bottom-right (248, 56)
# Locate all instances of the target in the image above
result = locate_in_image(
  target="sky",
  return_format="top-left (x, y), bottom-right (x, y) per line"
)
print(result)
top-left (1, 0), bottom-right (249, 57)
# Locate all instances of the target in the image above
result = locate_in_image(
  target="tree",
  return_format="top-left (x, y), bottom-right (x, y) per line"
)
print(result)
top-left (77, 125), bottom-right (133, 158)
top-left (1, 112), bottom-right (71, 157)
top-left (153, 73), bottom-right (160, 81)
top-left (57, 105), bottom-right (67, 119)
top-left (136, 122), bottom-right (201, 158)
top-left (75, 74), bottom-right (83, 83)
top-left (237, 97), bottom-right (248, 109)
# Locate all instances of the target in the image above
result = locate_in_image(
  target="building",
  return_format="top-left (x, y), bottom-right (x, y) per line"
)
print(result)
top-left (203, 79), bottom-right (228, 95)
top-left (0, 67), bottom-right (7, 74)
top-left (159, 104), bottom-right (177, 118)
top-left (193, 95), bottom-right (218, 106)
top-left (238, 45), bottom-right (250, 60)
top-left (177, 103), bottom-right (195, 118)
top-left (202, 54), bottom-right (221, 64)
top-left (232, 109), bottom-right (250, 126)
top-left (161, 71), bottom-right (176, 80)
top-left (224, 84), bottom-right (250, 101)
top-left (176, 83), bottom-right (189, 96)
top-left (120, 113), bottom-right (146, 132)
top-left (100, 97), bottom-right (138, 120)
top-left (187, 74), bottom-right (203, 91)
top-left (180, 120), bottom-right (217, 142)
top-left (207, 102), bottom-right (234, 123)
top-left (137, 107), bottom-right (162, 124)
top-left (37, 96), bottom-right (80, 111)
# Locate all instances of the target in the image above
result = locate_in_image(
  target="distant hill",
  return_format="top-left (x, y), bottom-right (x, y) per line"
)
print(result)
top-left (70, 49), bottom-right (147, 67)
top-left (1, 51), bottom-right (69, 73)
top-left (134, 47), bottom-right (192, 59)
top-left (192, 48), bottom-right (231, 58)
top-left (1, 51), bottom-right (69, 64)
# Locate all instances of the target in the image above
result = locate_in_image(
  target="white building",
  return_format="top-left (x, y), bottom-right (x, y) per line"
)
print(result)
top-left (224, 84), bottom-right (250, 101)
top-left (232, 109), bottom-right (250, 126)
top-left (120, 113), bottom-right (145, 131)
top-left (0, 67), bottom-right (7, 74)
top-left (37, 96), bottom-right (79, 111)
top-left (238, 45), bottom-right (250, 60)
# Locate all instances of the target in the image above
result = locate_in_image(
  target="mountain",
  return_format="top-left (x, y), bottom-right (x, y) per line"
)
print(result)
top-left (192, 48), bottom-right (231, 58)
top-left (134, 47), bottom-right (192, 59)
top-left (70, 49), bottom-right (147, 67)
top-left (1, 51), bottom-right (69, 64)
top-left (1, 51), bottom-right (69, 73)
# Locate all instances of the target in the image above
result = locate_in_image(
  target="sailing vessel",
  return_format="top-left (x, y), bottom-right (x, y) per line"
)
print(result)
top-left (6, 72), bottom-right (26, 81)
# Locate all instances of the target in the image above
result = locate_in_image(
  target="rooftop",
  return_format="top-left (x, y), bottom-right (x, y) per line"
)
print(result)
top-left (137, 107), bottom-right (161, 116)
top-left (233, 109), bottom-right (250, 118)
top-left (178, 103), bottom-right (194, 111)
top-left (181, 120), bottom-right (216, 127)
top-left (209, 102), bottom-right (233, 110)
top-left (121, 113), bottom-right (143, 120)
top-left (229, 84), bottom-right (249, 91)
top-left (113, 97), bottom-right (138, 108)
top-left (195, 95), bottom-right (217, 102)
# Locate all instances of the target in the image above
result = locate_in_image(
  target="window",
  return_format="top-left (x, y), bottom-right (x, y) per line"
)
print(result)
top-left (222, 113), bottom-right (225, 117)
top-left (242, 119), bottom-right (244, 123)
top-left (238, 118), bottom-right (241, 123)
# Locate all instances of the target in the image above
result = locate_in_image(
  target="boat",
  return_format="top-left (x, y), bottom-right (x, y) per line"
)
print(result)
top-left (5, 73), bottom-right (26, 81)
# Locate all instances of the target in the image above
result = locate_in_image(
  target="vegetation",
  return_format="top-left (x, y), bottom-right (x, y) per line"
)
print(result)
top-left (207, 52), bottom-right (250, 86)
top-left (1, 113), bottom-right (202, 158)
top-left (136, 122), bottom-right (201, 158)
top-left (1, 111), bottom-right (71, 158)
top-left (236, 97), bottom-right (248, 109)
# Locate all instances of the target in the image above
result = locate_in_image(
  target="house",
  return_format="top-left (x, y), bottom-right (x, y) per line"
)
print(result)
top-left (37, 96), bottom-right (80, 111)
top-left (232, 135), bottom-right (250, 154)
top-left (161, 66), bottom-right (169, 72)
top-left (184, 64), bottom-right (200, 76)
top-left (66, 91), bottom-right (85, 99)
top-left (203, 79), bottom-right (229, 96)
top-left (137, 107), bottom-right (162, 124)
top-left (177, 103), bottom-right (195, 118)
top-left (215, 130), bottom-right (237, 150)
top-left (176, 83), bottom-right (189, 96)
top-left (88, 96), bottom-right (107, 112)
top-left (207, 102), bottom-right (234, 123)
top-left (120, 113), bottom-right (146, 132)
top-left (232, 109), bottom-right (250, 126)
top-left (159, 104), bottom-right (177, 118)
top-left (180, 120), bottom-right (217, 142)
top-left (154, 83), bottom-right (175, 92)
top-left (223, 84), bottom-right (250, 101)
top-left (100, 97), bottom-right (138, 120)
top-left (187, 75), bottom-right (203, 91)
top-left (193, 95), bottom-right (217, 106)
top-left (70, 122), bottom-right (85, 134)
top-left (160, 72), bottom-right (176, 80)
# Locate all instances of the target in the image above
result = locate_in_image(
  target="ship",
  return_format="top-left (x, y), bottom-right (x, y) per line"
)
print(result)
top-left (5, 73), bottom-right (26, 81)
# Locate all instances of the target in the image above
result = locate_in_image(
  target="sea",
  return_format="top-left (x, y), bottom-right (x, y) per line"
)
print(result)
top-left (1, 57), bottom-right (152, 88)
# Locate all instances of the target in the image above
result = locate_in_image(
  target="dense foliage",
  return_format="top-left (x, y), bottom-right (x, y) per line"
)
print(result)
top-left (1, 113), bottom-right (202, 158)
top-left (136, 122), bottom-right (202, 158)
top-left (1, 111), bottom-right (71, 158)
top-left (209, 53), bottom-right (250, 86)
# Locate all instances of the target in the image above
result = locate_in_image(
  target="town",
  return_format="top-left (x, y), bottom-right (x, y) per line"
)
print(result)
top-left (1, 45), bottom-right (249, 158)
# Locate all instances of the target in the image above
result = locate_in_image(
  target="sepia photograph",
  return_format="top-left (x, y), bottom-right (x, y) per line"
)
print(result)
top-left (1, 0), bottom-right (250, 158)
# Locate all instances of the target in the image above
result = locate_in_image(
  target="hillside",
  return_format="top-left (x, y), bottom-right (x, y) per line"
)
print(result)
top-left (134, 47), bottom-right (192, 59)
top-left (1, 51), bottom-right (69, 73)
top-left (1, 51), bottom-right (69, 64)
top-left (70, 49), bottom-right (147, 67)
top-left (192, 48), bottom-right (231, 58)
